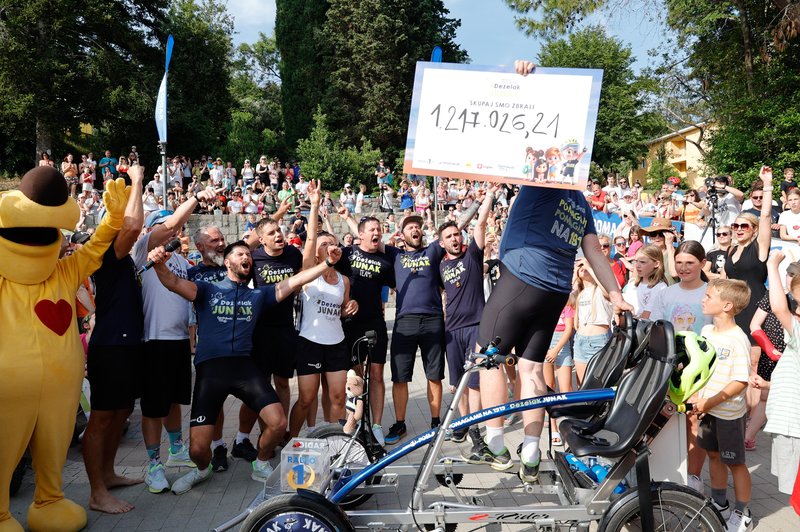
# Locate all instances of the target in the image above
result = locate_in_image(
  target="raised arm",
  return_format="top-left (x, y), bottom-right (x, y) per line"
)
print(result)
top-left (338, 203), bottom-right (360, 236)
top-left (275, 245), bottom-right (342, 302)
top-left (147, 246), bottom-right (198, 301)
top-left (302, 179), bottom-right (322, 270)
top-left (148, 187), bottom-right (215, 250)
top-left (473, 185), bottom-right (497, 250)
top-left (757, 166), bottom-right (775, 261)
top-left (114, 163), bottom-right (144, 258)
top-left (767, 251), bottom-right (793, 332)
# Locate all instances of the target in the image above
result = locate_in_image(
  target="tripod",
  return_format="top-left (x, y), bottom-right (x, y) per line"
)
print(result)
top-left (700, 194), bottom-right (720, 245)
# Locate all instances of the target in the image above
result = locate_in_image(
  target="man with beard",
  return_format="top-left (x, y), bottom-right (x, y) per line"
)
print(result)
top-left (145, 240), bottom-right (343, 493)
top-left (230, 218), bottom-right (303, 461)
top-left (438, 186), bottom-right (495, 454)
top-left (334, 214), bottom-right (396, 445)
top-left (187, 226), bottom-right (229, 472)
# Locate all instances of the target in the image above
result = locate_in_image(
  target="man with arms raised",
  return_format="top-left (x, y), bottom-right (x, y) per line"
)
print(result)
top-left (145, 240), bottom-right (343, 492)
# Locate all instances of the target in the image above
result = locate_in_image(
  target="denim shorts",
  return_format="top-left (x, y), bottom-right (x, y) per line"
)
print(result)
top-left (547, 331), bottom-right (574, 367)
top-left (573, 331), bottom-right (611, 364)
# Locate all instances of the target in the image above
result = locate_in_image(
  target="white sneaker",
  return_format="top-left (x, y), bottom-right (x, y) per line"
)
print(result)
top-left (713, 499), bottom-right (732, 520)
top-left (251, 460), bottom-right (275, 482)
top-left (687, 473), bottom-right (704, 495)
top-left (144, 462), bottom-right (170, 494)
top-left (372, 424), bottom-right (385, 446)
top-left (725, 509), bottom-right (753, 532)
top-left (171, 465), bottom-right (212, 495)
top-left (166, 444), bottom-right (196, 468)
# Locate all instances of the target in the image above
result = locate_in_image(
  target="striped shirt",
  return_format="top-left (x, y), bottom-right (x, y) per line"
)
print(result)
top-left (699, 324), bottom-right (751, 420)
top-left (764, 318), bottom-right (800, 438)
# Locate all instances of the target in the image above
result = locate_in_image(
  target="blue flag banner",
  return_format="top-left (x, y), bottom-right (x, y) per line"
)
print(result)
top-left (155, 35), bottom-right (174, 143)
top-left (591, 211), bottom-right (683, 243)
top-left (430, 45), bottom-right (443, 63)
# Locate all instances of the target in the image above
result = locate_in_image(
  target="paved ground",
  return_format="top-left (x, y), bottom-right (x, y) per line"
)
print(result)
top-left (9, 310), bottom-right (798, 530)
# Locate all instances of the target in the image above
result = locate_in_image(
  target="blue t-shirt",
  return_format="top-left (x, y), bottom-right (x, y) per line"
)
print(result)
top-left (193, 279), bottom-right (277, 364)
top-left (98, 156), bottom-right (118, 176)
top-left (187, 263), bottom-right (227, 283)
top-left (90, 245), bottom-right (144, 346)
top-left (385, 243), bottom-right (445, 317)
top-left (399, 191), bottom-right (414, 210)
top-left (500, 187), bottom-right (595, 293)
top-left (440, 240), bottom-right (485, 331)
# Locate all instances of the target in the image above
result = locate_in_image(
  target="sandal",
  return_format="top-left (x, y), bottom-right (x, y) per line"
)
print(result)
top-left (551, 432), bottom-right (563, 446)
top-left (744, 439), bottom-right (756, 451)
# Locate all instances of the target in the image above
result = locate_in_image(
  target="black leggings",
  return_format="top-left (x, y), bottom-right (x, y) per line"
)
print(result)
top-left (478, 263), bottom-right (568, 363)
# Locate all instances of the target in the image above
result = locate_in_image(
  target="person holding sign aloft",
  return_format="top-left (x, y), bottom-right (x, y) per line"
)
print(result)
top-left (471, 61), bottom-right (633, 481)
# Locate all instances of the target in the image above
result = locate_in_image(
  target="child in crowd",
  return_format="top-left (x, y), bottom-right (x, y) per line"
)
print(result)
top-left (622, 244), bottom-right (667, 319)
top-left (544, 293), bottom-right (575, 445)
top-left (695, 278), bottom-right (753, 531)
top-left (572, 259), bottom-right (612, 384)
top-left (761, 251), bottom-right (800, 496)
top-left (650, 240), bottom-right (711, 494)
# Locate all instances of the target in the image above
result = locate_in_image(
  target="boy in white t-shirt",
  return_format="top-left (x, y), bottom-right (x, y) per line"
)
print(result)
top-left (695, 278), bottom-right (753, 531)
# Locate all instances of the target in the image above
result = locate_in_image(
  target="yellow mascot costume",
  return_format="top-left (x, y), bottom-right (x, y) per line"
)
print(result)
top-left (0, 167), bottom-right (130, 532)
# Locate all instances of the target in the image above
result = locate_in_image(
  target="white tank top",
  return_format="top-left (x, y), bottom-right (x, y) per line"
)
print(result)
top-left (299, 272), bottom-right (345, 345)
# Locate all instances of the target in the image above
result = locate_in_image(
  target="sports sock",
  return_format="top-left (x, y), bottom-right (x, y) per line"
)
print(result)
top-left (711, 488), bottom-right (728, 507)
top-left (485, 426), bottom-right (505, 455)
top-left (211, 439), bottom-right (225, 451)
top-left (734, 501), bottom-right (750, 514)
top-left (521, 436), bottom-right (541, 465)
top-left (146, 444), bottom-right (160, 464)
top-left (236, 431), bottom-right (250, 444)
top-left (167, 429), bottom-right (183, 454)
top-left (255, 458), bottom-right (270, 469)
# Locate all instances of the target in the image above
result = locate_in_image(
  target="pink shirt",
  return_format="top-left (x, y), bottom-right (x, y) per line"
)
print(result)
top-left (554, 305), bottom-right (575, 333)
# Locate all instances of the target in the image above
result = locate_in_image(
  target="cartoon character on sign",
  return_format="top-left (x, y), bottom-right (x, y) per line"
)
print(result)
top-left (561, 139), bottom-right (588, 185)
top-left (534, 156), bottom-right (549, 183)
top-left (522, 147), bottom-right (536, 180)
top-left (545, 146), bottom-right (562, 183)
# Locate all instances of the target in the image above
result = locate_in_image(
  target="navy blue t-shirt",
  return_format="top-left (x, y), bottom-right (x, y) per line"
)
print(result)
top-left (335, 246), bottom-right (395, 322)
top-left (385, 244), bottom-right (445, 317)
top-left (90, 245), bottom-right (144, 346)
top-left (193, 279), bottom-right (277, 364)
top-left (500, 187), bottom-right (595, 294)
top-left (187, 262), bottom-right (227, 283)
top-left (251, 244), bottom-right (303, 326)
top-left (440, 240), bottom-right (485, 331)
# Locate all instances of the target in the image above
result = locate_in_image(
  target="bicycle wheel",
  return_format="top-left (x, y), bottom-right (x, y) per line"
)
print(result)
top-left (241, 492), bottom-right (354, 532)
top-left (306, 425), bottom-right (375, 509)
top-left (600, 484), bottom-right (725, 531)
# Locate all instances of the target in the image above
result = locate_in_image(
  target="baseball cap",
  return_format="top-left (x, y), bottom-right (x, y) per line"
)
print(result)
top-left (401, 214), bottom-right (424, 230)
top-left (70, 231), bottom-right (91, 245)
top-left (345, 183), bottom-right (352, 188)
top-left (640, 217), bottom-right (674, 234)
top-left (146, 209), bottom-right (174, 228)
top-left (622, 189), bottom-right (633, 197)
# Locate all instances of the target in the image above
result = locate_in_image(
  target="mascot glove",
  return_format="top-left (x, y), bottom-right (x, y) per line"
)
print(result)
top-left (102, 178), bottom-right (131, 229)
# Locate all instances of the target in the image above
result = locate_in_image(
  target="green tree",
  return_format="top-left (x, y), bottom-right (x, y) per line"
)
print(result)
top-left (275, 0), bottom-right (328, 153)
top-left (647, 145), bottom-right (681, 189)
top-left (537, 26), bottom-right (665, 174)
top-left (321, 0), bottom-right (468, 163)
top-left (297, 107), bottom-right (381, 191)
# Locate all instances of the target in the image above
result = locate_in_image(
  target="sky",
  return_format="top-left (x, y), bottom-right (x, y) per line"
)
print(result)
top-left (227, 0), bottom-right (671, 72)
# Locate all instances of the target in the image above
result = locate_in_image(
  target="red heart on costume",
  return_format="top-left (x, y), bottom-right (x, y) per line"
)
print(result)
top-left (34, 299), bottom-right (73, 336)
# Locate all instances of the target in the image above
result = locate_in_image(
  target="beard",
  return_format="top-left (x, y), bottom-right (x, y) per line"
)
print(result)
top-left (205, 249), bottom-right (224, 267)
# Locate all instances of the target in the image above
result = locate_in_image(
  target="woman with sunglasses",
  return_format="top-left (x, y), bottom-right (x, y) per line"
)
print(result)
top-left (703, 225), bottom-right (732, 280)
top-left (678, 189), bottom-right (707, 225)
top-left (724, 166), bottom-right (776, 366)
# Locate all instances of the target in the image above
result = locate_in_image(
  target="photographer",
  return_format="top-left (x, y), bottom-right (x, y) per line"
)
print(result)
top-left (379, 183), bottom-right (395, 213)
top-left (704, 175), bottom-right (744, 227)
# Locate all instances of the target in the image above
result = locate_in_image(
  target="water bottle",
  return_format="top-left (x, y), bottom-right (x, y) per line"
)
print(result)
top-left (565, 453), bottom-right (591, 474)
top-left (591, 464), bottom-right (626, 494)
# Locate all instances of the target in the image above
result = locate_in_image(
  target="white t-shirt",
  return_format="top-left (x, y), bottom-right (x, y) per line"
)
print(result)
top-left (355, 191), bottom-right (365, 214)
top-left (227, 199), bottom-right (243, 215)
top-left (243, 194), bottom-right (259, 214)
top-left (699, 324), bottom-right (751, 420)
top-left (298, 273), bottom-right (345, 345)
top-left (764, 318), bottom-right (800, 438)
top-left (622, 280), bottom-right (666, 317)
top-left (778, 210), bottom-right (800, 239)
top-left (577, 285), bottom-right (612, 328)
top-left (650, 283), bottom-right (711, 334)
top-left (295, 181), bottom-right (309, 196)
top-left (133, 232), bottom-right (191, 341)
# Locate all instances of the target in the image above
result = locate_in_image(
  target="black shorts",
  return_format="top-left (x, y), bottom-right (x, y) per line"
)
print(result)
top-left (87, 344), bottom-right (143, 411)
top-left (344, 318), bottom-right (389, 366)
top-left (478, 264), bottom-right (568, 363)
top-left (697, 414), bottom-right (747, 465)
top-left (295, 337), bottom-right (351, 376)
top-left (390, 314), bottom-right (445, 383)
top-left (190, 357), bottom-right (279, 427)
top-left (140, 339), bottom-right (192, 418)
top-left (445, 325), bottom-right (480, 389)
top-left (253, 326), bottom-right (298, 379)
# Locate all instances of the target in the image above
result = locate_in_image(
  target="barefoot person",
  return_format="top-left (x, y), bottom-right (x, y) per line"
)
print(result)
top-left (81, 163), bottom-right (145, 514)
top-left (145, 239), bottom-right (344, 493)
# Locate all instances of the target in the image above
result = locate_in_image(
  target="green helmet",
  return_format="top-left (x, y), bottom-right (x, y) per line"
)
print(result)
top-left (668, 331), bottom-right (717, 406)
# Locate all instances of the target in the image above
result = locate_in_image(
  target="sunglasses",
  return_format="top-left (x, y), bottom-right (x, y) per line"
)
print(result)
top-left (615, 242), bottom-right (626, 246)
top-left (716, 232), bottom-right (730, 237)
top-left (650, 231), bottom-right (669, 237)
top-left (751, 195), bottom-right (763, 200)
top-left (600, 244), bottom-right (611, 249)
top-left (731, 223), bottom-right (752, 230)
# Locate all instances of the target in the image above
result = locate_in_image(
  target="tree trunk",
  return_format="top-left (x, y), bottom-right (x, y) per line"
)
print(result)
top-left (734, 0), bottom-right (755, 96)
top-left (35, 119), bottom-right (54, 164)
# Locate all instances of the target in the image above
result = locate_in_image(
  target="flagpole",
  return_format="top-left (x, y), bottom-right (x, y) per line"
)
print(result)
top-left (155, 35), bottom-right (174, 212)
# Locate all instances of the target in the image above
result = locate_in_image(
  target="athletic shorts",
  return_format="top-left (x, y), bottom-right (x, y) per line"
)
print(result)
top-left (295, 336), bottom-right (351, 376)
top-left (445, 325), bottom-right (480, 389)
top-left (87, 344), bottom-right (143, 411)
top-left (344, 318), bottom-right (389, 366)
top-left (190, 357), bottom-right (279, 427)
top-left (547, 331), bottom-right (574, 367)
top-left (140, 339), bottom-right (192, 418)
top-left (697, 414), bottom-right (746, 465)
top-left (478, 263), bottom-right (568, 363)
top-left (252, 326), bottom-right (298, 379)
top-left (390, 314), bottom-right (445, 383)
top-left (771, 434), bottom-right (800, 494)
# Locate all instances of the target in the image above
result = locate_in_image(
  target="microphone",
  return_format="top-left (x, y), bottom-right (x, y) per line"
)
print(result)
top-left (365, 330), bottom-right (377, 347)
top-left (137, 238), bottom-right (181, 275)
